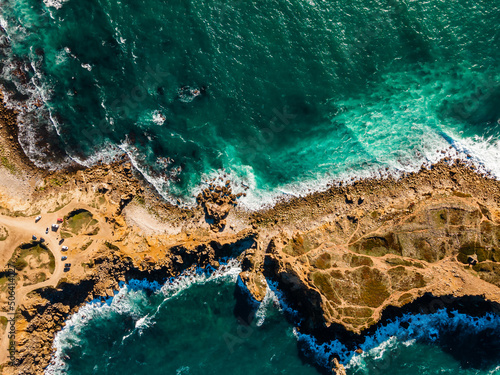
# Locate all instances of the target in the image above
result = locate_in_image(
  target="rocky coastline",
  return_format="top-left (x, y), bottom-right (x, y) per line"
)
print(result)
top-left (2, 91), bottom-right (500, 374)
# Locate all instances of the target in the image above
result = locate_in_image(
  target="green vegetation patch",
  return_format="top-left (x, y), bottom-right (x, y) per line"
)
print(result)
top-left (413, 238), bottom-right (446, 263)
top-left (0, 316), bottom-right (7, 335)
top-left (0, 226), bottom-right (8, 241)
top-left (47, 177), bottom-right (65, 187)
top-left (388, 266), bottom-right (426, 291)
top-left (98, 196), bottom-right (106, 206)
top-left (24, 272), bottom-right (48, 286)
top-left (398, 292), bottom-right (414, 304)
top-left (480, 221), bottom-right (500, 252)
top-left (352, 235), bottom-right (401, 257)
top-left (0, 275), bottom-right (14, 294)
top-left (431, 209), bottom-right (448, 226)
top-left (81, 240), bottom-right (94, 252)
top-left (448, 207), bottom-right (481, 226)
top-left (60, 231), bottom-right (73, 239)
top-left (339, 306), bottom-right (373, 318)
top-left (63, 209), bottom-right (99, 235)
top-left (384, 257), bottom-right (425, 268)
top-left (283, 234), bottom-right (314, 257)
top-left (457, 242), bottom-right (489, 264)
top-left (311, 253), bottom-right (333, 269)
top-left (452, 191), bottom-right (472, 198)
top-left (104, 241), bottom-right (120, 251)
top-left (346, 254), bottom-right (374, 267)
top-left (342, 266), bottom-right (390, 308)
top-left (0, 146), bottom-right (17, 174)
top-left (8, 242), bottom-right (55, 274)
top-left (472, 262), bottom-right (500, 287)
top-left (310, 271), bottom-right (341, 305)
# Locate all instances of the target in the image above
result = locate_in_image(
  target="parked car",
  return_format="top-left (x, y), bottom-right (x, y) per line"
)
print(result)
top-left (61, 246), bottom-right (68, 251)
top-left (45, 228), bottom-right (49, 234)
top-left (57, 218), bottom-right (63, 223)
top-left (35, 216), bottom-right (42, 223)
top-left (63, 267), bottom-right (70, 272)
top-left (32, 235), bottom-right (37, 240)
top-left (61, 256), bottom-right (67, 261)
top-left (40, 238), bottom-right (45, 243)
top-left (51, 224), bottom-right (59, 232)
top-left (64, 263), bottom-right (71, 268)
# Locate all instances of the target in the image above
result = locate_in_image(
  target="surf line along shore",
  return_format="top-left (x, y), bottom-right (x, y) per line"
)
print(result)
top-left (3, 91), bottom-right (500, 374)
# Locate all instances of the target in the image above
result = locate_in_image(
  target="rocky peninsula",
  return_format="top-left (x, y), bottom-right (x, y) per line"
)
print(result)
top-left (2, 92), bottom-right (500, 374)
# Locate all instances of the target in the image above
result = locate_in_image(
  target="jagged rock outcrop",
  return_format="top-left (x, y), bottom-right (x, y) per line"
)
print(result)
top-left (332, 358), bottom-right (347, 375)
top-left (197, 182), bottom-right (241, 232)
top-left (4, 94), bottom-right (500, 375)
top-left (12, 229), bottom-right (256, 374)
top-left (246, 195), bottom-right (500, 334)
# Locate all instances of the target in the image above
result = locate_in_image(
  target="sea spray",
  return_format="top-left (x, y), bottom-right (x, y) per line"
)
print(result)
top-left (293, 309), bottom-right (500, 372)
top-left (46, 260), bottom-right (243, 374)
top-left (45, 259), bottom-right (321, 375)
top-left (0, 0), bottom-right (498, 210)
top-left (45, 261), bottom-right (500, 375)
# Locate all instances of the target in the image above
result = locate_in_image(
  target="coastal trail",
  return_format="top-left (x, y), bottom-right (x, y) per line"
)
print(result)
top-left (0, 201), bottom-right (114, 364)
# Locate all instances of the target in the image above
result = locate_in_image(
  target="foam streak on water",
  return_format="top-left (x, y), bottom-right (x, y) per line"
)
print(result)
top-left (294, 309), bottom-right (500, 372)
top-left (0, 0), bottom-right (498, 209)
top-left (45, 260), bottom-right (242, 374)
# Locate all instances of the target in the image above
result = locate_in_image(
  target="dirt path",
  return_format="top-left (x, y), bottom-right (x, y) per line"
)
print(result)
top-left (0, 201), bottom-right (111, 364)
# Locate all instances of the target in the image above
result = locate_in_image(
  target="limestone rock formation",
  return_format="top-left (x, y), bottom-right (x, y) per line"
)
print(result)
top-left (197, 182), bottom-right (240, 232)
top-left (258, 196), bottom-right (500, 333)
top-left (332, 358), bottom-right (347, 375)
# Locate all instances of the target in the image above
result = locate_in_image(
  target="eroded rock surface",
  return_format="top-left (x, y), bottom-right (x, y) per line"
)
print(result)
top-left (3, 101), bottom-right (500, 375)
top-left (196, 182), bottom-right (240, 232)
top-left (243, 195), bottom-right (500, 334)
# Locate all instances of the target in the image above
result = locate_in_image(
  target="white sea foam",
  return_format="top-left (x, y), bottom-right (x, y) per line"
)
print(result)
top-left (292, 308), bottom-right (500, 370)
top-left (45, 260), bottom-right (242, 374)
top-left (265, 279), bottom-right (301, 320)
top-left (0, 64), bottom-right (496, 212)
top-left (64, 139), bottom-right (124, 167)
top-left (187, 142), bottom-right (462, 212)
top-left (489, 365), bottom-right (500, 375)
top-left (152, 110), bottom-right (166, 126)
top-left (43, 0), bottom-right (69, 10)
top-left (0, 6), bottom-right (498, 212)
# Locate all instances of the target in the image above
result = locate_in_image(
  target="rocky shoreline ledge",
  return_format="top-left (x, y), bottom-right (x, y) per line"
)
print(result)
top-left (2, 93), bottom-right (500, 374)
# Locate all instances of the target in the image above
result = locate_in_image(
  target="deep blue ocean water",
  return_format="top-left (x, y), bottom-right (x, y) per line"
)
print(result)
top-left (1, 0), bottom-right (500, 373)
top-left (46, 265), bottom-right (322, 375)
top-left (45, 264), bottom-right (500, 375)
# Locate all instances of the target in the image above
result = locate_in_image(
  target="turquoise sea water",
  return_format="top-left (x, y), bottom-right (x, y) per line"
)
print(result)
top-left (46, 264), bottom-right (500, 375)
top-left (1, 1), bottom-right (500, 373)
top-left (0, 0), bottom-right (499, 207)
top-left (46, 264), bottom-right (321, 374)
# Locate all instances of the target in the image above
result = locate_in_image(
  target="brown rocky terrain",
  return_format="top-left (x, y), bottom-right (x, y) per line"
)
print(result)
top-left (258, 193), bottom-right (500, 333)
top-left (2, 90), bottom-right (500, 374)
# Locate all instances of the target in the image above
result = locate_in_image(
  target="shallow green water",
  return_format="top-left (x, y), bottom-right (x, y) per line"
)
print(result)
top-left (0, 0), bottom-right (499, 207)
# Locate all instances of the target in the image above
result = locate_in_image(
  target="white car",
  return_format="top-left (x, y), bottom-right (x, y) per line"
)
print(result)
top-left (35, 216), bottom-right (42, 223)
top-left (61, 246), bottom-right (69, 251)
